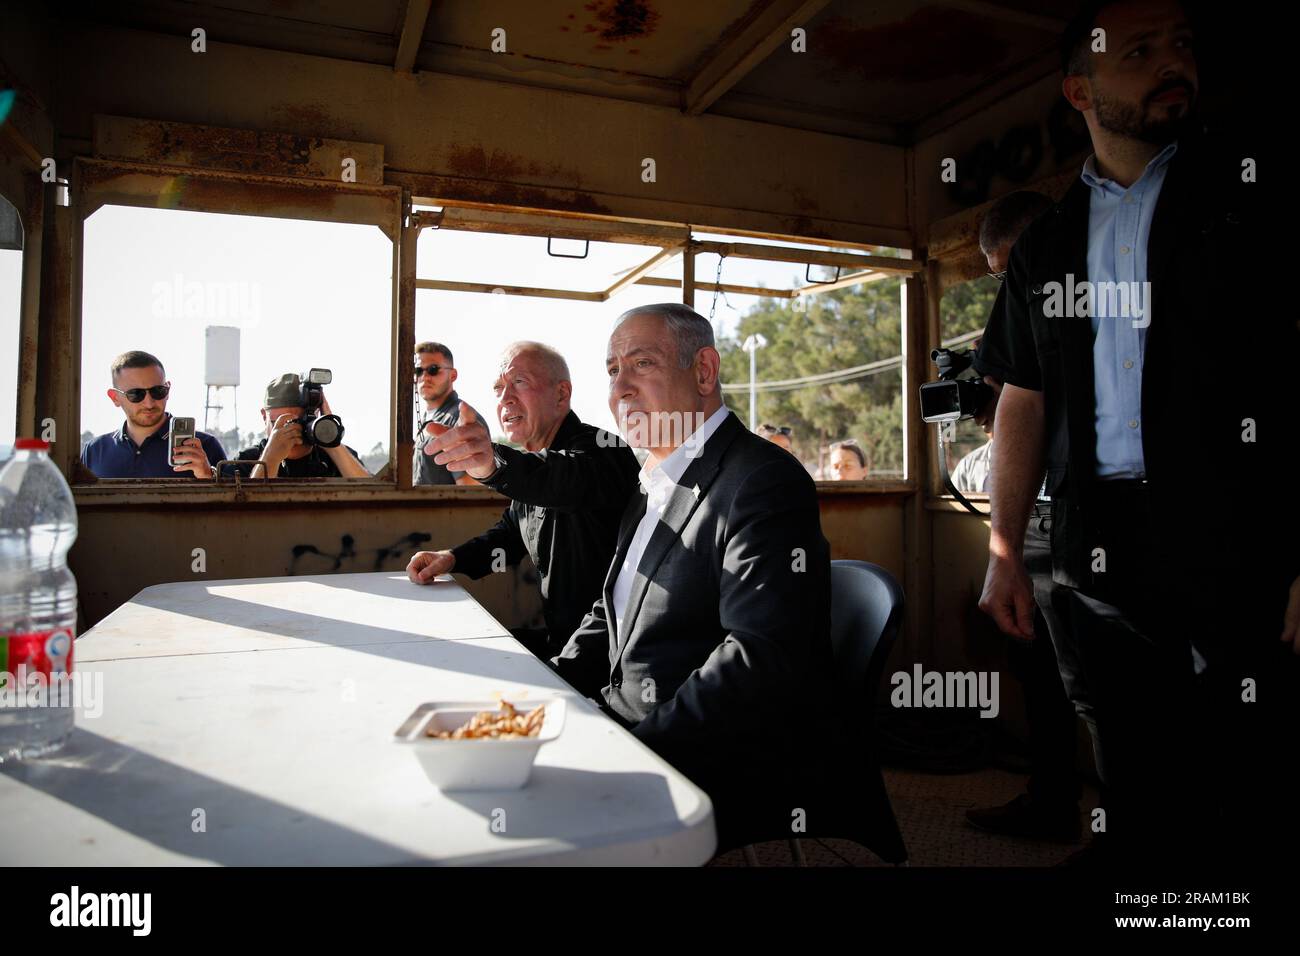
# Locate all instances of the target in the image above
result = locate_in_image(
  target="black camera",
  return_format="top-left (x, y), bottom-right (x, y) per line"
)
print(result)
top-left (919, 348), bottom-right (995, 423)
top-left (295, 368), bottom-right (344, 448)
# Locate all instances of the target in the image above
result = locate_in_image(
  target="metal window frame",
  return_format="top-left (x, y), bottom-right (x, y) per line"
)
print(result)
top-left (412, 200), bottom-right (923, 491)
top-left (60, 177), bottom-right (928, 503)
top-left (66, 158), bottom-right (404, 501)
top-left (413, 202), bottom-right (922, 304)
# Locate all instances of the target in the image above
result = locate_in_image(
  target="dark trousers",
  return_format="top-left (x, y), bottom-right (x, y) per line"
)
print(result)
top-left (1054, 480), bottom-right (1288, 860)
top-left (508, 627), bottom-right (554, 661)
top-left (1012, 513), bottom-right (1083, 808)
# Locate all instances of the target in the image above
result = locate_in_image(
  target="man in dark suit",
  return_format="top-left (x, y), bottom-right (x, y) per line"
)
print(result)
top-left (550, 303), bottom-right (858, 852)
top-left (977, 0), bottom-right (1295, 863)
top-left (406, 341), bottom-right (639, 659)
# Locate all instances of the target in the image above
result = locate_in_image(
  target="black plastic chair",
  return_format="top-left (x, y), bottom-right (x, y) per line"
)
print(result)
top-left (829, 560), bottom-right (905, 721)
top-left (739, 560), bottom-right (908, 866)
top-left (821, 559), bottom-right (909, 864)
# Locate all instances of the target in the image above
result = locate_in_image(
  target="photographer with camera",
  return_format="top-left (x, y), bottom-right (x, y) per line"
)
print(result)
top-left (224, 371), bottom-right (369, 479)
top-left (924, 286), bottom-right (1084, 845)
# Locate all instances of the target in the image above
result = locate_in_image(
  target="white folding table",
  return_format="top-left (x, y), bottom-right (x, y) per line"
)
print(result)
top-left (0, 572), bottom-right (716, 865)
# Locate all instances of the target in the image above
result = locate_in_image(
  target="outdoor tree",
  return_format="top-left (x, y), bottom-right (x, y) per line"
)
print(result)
top-left (717, 273), bottom-right (999, 476)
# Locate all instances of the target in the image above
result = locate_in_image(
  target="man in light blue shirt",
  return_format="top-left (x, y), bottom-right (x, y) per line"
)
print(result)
top-left (974, 0), bottom-right (1286, 865)
top-left (1081, 141), bottom-right (1176, 478)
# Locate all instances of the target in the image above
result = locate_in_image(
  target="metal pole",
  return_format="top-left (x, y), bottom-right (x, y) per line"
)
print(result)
top-left (748, 344), bottom-right (757, 430)
top-left (741, 332), bottom-right (766, 431)
top-left (681, 237), bottom-right (695, 308)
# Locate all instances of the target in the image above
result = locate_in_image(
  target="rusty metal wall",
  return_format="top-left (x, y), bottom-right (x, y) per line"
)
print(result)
top-left (68, 491), bottom-right (905, 636)
top-left (70, 496), bottom-right (543, 631)
top-left (47, 23), bottom-right (911, 248)
top-left (912, 73), bottom-right (1091, 249)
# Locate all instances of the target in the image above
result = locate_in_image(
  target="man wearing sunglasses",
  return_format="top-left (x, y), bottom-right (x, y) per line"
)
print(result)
top-left (413, 341), bottom-right (481, 486)
top-left (81, 350), bottom-right (226, 479)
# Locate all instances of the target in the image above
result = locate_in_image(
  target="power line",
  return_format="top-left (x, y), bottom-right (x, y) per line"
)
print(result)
top-left (720, 329), bottom-right (981, 394)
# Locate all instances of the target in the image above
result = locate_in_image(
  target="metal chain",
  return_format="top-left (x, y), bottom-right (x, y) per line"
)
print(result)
top-left (708, 251), bottom-right (726, 325)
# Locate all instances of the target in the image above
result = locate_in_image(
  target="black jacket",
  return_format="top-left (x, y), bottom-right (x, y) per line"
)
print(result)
top-left (977, 133), bottom-right (1293, 638)
top-left (449, 411), bottom-right (639, 656)
top-left (551, 412), bottom-right (875, 850)
top-left (223, 439), bottom-right (362, 478)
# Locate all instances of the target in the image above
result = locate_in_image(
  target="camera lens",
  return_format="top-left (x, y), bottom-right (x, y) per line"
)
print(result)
top-left (312, 415), bottom-right (344, 448)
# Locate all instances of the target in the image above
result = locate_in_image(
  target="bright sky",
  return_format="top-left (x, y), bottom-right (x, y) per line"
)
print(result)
top-left (413, 225), bottom-right (804, 438)
top-left (0, 203), bottom-right (894, 461)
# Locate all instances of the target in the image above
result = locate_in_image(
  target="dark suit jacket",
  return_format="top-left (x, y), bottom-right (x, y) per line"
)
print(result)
top-left (977, 133), bottom-right (1293, 631)
top-left (449, 411), bottom-right (639, 656)
top-left (552, 411), bottom-right (856, 849)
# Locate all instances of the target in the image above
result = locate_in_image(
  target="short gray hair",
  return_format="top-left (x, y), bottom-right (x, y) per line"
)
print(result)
top-left (614, 303), bottom-right (715, 368)
top-left (502, 340), bottom-right (571, 385)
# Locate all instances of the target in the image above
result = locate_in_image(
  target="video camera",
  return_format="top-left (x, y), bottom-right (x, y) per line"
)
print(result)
top-left (918, 348), bottom-right (995, 424)
top-left (294, 368), bottom-right (345, 448)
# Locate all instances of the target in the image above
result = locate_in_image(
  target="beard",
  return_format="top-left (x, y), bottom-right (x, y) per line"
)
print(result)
top-left (1093, 82), bottom-right (1195, 145)
top-left (421, 383), bottom-right (451, 407)
top-left (128, 406), bottom-right (165, 428)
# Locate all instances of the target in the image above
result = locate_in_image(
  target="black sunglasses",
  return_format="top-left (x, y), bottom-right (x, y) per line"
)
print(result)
top-left (761, 424), bottom-right (792, 436)
top-left (112, 384), bottom-right (170, 402)
top-left (414, 364), bottom-right (452, 380)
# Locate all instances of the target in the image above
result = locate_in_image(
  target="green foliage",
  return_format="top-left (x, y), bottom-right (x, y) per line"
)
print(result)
top-left (717, 273), bottom-right (1000, 477)
top-left (718, 279), bottom-right (904, 473)
top-left (941, 274), bottom-right (1000, 341)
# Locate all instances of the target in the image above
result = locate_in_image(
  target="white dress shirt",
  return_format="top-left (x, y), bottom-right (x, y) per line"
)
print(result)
top-left (610, 404), bottom-right (731, 643)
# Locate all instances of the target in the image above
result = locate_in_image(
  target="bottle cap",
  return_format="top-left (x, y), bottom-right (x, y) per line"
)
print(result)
top-left (13, 438), bottom-right (50, 450)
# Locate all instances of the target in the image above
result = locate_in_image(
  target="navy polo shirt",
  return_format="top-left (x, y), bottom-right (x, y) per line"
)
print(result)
top-left (81, 413), bottom-right (227, 478)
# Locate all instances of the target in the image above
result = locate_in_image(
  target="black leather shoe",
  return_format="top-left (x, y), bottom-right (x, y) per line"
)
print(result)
top-left (966, 794), bottom-right (1081, 843)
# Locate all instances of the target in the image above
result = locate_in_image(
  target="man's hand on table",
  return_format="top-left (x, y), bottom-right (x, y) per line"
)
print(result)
top-left (407, 550), bottom-right (456, 584)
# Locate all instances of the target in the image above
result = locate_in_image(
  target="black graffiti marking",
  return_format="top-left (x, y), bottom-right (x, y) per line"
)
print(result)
top-left (289, 532), bottom-right (432, 573)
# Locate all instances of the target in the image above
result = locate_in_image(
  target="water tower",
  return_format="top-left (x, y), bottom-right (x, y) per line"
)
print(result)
top-left (204, 325), bottom-right (241, 434)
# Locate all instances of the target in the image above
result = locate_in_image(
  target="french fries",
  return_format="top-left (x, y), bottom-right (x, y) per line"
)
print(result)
top-left (427, 700), bottom-right (546, 739)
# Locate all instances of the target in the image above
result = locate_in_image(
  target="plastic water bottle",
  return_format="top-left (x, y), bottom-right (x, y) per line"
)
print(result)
top-left (0, 439), bottom-right (78, 762)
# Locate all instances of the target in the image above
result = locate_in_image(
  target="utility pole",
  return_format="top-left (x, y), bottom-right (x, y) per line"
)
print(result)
top-left (741, 333), bottom-right (767, 430)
